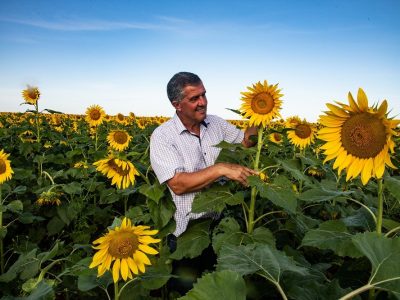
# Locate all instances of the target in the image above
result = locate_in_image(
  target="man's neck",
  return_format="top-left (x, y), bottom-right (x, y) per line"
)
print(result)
top-left (177, 112), bottom-right (202, 136)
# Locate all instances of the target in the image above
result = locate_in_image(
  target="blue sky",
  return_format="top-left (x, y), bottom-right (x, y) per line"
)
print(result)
top-left (0, 0), bottom-right (399, 122)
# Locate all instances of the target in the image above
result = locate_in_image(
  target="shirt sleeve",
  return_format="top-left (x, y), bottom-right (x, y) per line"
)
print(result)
top-left (150, 129), bottom-right (184, 184)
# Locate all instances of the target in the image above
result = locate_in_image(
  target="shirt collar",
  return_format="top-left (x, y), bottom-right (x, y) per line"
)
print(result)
top-left (172, 113), bottom-right (209, 134)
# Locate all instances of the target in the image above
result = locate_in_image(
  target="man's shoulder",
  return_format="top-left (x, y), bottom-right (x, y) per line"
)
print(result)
top-left (151, 118), bottom-right (176, 138)
top-left (206, 114), bottom-right (228, 124)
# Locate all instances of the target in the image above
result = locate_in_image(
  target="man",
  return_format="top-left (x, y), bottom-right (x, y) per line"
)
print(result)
top-left (150, 72), bottom-right (258, 238)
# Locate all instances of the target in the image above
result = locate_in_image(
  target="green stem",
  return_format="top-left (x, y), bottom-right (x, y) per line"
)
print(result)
top-left (35, 105), bottom-right (41, 144)
top-left (247, 127), bottom-right (264, 234)
top-left (385, 225), bottom-right (400, 237)
top-left (42, 171), bottom-right (55, 185)
top-left (0, 187), bottom-right (3, 274)
top-left (95, 127), bottom-right (98, 151)
top-left (114, 281), bottom-right (119, 300)
top-left (118, 278), bottom-right (137, 298)
top-left (253, 211), bottom-right (284, 226)
top-left (376, 178), bottom-right (384, 235)
top-left (339, 284), bottom-right (373, 300)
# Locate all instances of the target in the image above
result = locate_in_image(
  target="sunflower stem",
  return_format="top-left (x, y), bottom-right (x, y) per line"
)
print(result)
top-left (247, 127), bottom-right (264, 234)
top-left (35, 104), bottom-right (41, 144)
top-left (376, 178), bottom-right (384, 235)
top-left (0, 187), bottom-right (4, 274)
top-left (95, 127), bottom-right (99, 151)
top-left (114, 281), bottom-right (119, 300)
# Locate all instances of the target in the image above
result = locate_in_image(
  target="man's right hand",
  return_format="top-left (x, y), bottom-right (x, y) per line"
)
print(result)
top-left (216, 162), bottom-right (258, 187)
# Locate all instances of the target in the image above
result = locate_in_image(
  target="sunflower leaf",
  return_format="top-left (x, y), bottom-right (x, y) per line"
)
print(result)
top-left (385, 176), bottom-right (400, 202)
top-left (139, 182), bottom-right (166, 204)
top-left (217, 243), bottom-right (308, 284)
top-left (352, 232), bottom-right (400, 294)
top-left (191, 185), bottom-right (243, 214)
top-left (301, 220), bottom-right (363, 258)
top-left (179, 270), bottom-right (246, 300)
top-left (248, 175), bottom-right (297, 213)
top-left (170, 219), bottom-right (211, 260)
top-left (299, 187), bottom-right (353, 203)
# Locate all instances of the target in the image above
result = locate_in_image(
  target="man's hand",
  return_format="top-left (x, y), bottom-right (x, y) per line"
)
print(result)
top-left (242, 126), bottom-right (259, 148)
top-left (216, 162), bottom-right (259, 186)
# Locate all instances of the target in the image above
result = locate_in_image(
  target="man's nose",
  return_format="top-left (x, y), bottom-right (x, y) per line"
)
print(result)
top-left (198, 95), bottom-right (207, 106)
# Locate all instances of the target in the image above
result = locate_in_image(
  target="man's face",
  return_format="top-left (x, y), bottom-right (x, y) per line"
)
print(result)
top-left (174, 83), bottom-right (207, 123)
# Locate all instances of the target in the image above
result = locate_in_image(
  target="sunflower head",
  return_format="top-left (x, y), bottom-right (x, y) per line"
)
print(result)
top-left (269, 132), bottom-right (283, 144)
top-left (240, 80), bottom-right (283, 127)
top-left (318, 88), bottom-right (399, 185)
top-left (89, 217), bottom-right (161, 282)
top-left (0, 149), bottom-right (13, 184)
top-left (36, 190), bottom-right (63, 206)
top-left (287, 119), bottom-right (316, 149)
top-left (107, 130), bottom-right (132, 152)
top-left (85, 105), bottom-right (106, 127)
top-left (22, 85), bottom-right (40, 105)
top-left (93, 155), bottom-right (140, 189)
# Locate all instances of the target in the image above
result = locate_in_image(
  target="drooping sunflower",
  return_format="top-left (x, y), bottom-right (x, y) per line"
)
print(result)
top-left (22, 85), bottom-right (40, 105)
top-left (240, 80), bottom-right (283, 127)
top-left (89, 217), bottom-right (160, 283)
top-left (318, 88), bottom-right (399, 185)
top-left (107, 130), bottom-right (132, 152)
top-left (36, 190), bottom-right (62, 206)
top-left (85, 105), bottom-right (106, 127)
top-left (0, 149), bottom-right (13, 184)
top-left (286, 118), bottom-right (316, 149)
top-left (93, 155), bottom-right (139, 189)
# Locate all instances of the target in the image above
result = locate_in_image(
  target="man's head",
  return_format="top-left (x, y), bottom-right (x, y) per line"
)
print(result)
top-left (167, 72), bottom-right (202, 103)
top-left (167, 72), bottom-right (207, 124)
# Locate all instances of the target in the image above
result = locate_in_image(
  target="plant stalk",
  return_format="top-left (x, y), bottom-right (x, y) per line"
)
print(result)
top-left (114, 281), bottom-right (119, 300)
top-left (0, 187), bottom-right (3, 274)
top-left (376, 178), bottom-right (384, 235)
top-left (247, 127), bottom-right (264, 234)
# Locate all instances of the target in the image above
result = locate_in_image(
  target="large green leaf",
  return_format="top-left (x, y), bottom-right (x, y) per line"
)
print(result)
top-left (0, 249), bottom-right (37, 282)
top-left (139, 182), bottom-right (166, 204)
top-left (191, 185), bottom-right (244, 213)
top-left (179, 270), bottom-right (246, 300)
top-left (217, 243), bottom-right (308, 285)
top-left (301, 220), bottom-right (363, 258)
top-left (170, 219), bottom-right (212, 260)
top-left (148, 197), bottom-right (175, 228)
top-left (299, 187), bottom-right (353, 203)
top-left (352, 232), bottom-right (400, 294)
top-left (212, 217), bottom-right (275, 254)
top-left (279, 158), bottom-right (310, 183)
top-left (248, 175), bottom-right (297, 213)
top-left (385, 176), bottom-right (400, 202)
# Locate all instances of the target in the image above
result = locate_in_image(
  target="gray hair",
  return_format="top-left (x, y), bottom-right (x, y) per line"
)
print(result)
top-left (167, 72), bottom-right (202, 103)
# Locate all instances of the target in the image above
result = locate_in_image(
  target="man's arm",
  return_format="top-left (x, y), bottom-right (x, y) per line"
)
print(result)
top-left (167, 162), bottom-right (258, 195)
top-left (242, 126), bottom-right (258, 148)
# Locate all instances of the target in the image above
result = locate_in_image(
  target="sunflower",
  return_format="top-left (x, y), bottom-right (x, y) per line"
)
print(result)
top-left (318, 88), bottom-right (399, 185)
top-left (115, 113), bottom-right (128, 125)
top-left (22, 85), bottom-right (40, 105)
top-left (269, 132), bottom-right (283, 144)
top-left (89, 217), bottom-right (160, 283)
top-left (287, 118), bottom-right (316, 149)
top-left (93, 155), bottom-right (139, 189)
top-left (240, 80), bottom-right (283, 127)
top-left (85, 105), bottom-right (106, 127)
top-left (107, 130), bottom-right (132, 152)
top-left (36, 190), bottom-right (62, 206)
top-left (0, 149), bottom-right (13, 184)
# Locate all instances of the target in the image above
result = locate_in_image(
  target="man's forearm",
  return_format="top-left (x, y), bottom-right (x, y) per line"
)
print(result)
top-left (167, 165), bottom-right (222, 195)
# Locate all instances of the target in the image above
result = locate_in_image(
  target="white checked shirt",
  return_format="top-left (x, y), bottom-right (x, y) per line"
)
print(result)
top-left (150, 113), bottom-right (244, 236)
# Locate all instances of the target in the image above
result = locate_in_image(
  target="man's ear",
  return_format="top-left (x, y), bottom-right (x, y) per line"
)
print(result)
top-left (172, 101), bottom-right (181, 111)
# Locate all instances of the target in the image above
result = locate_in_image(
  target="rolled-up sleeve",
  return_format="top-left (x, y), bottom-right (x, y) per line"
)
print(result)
top-left (150, 129), bottom-right (184, 184)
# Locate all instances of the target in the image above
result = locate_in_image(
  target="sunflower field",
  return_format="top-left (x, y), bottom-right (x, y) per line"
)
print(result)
top-left (0, 83), bottom-right (399, 300)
